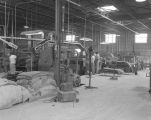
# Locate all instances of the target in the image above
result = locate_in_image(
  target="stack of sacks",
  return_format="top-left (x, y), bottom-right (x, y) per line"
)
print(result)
top-left (0, 78), bottom-right (31, 110)
top-left (16, 71), bottom-right (58, 100)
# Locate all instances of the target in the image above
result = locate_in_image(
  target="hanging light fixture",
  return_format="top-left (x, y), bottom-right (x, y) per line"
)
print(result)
top-left (24, 25), bottom-right (29, 29)
top-left (135, 0), bottom-right (146, 2)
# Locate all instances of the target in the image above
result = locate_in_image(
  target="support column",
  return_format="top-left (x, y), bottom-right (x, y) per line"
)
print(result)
top-left (149, 64), bottom-right (151, 94)
top-left (55, 0), bottom-right (65, 87)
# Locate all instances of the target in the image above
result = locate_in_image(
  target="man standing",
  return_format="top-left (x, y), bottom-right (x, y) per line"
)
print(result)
top-left (9, 52), bottom-right (17, 74)
top-left (95, 52), bottom-right (100, 74)
top-left (91, 53), bottom-right (96, 74)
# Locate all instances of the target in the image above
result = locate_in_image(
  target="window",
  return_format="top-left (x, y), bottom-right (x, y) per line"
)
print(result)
top-left (66, 35), bottom-right (75, 42)
top-left (105, 34), bottom-right (116, 43)
top-left (135, 33), bottom-right (147, 43)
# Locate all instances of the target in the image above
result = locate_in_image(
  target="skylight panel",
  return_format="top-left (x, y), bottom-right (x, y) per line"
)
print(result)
top-left (135, 0), bottom-right (146, 2)
top-left (97, 5), bottom-right (118, 12)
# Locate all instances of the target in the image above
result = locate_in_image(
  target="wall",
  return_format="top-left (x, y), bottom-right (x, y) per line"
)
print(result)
top-left (98, 30), bottom-right (151, 57)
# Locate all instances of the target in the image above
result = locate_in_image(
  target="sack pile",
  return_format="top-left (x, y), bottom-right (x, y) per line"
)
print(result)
top-left (16, 71), bottom-right (58, 100)
top-left (0, 78), bottom-right (31, 110)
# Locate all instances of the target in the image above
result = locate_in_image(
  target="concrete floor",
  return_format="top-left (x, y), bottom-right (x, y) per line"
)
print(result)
top-left (0, 70), bottom-right (151, 120)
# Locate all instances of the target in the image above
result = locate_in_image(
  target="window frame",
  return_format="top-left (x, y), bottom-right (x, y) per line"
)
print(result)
top-left (135, 33), bottom-right (148, 44)
top-left (105, 34), bottom-right (116, 44)
top-left (65, 34), bottom-right (76, 42)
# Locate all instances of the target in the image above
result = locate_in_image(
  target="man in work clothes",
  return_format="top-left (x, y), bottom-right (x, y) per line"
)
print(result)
top-left (91, 53), bottom-right (96, 74)
top-left (94, 52), bottom-right (100, 74)
top-left (9, 53), bottom-right (17, 74)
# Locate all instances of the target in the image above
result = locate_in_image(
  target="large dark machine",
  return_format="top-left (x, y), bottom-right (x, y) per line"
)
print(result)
top-left (37, 41), bottom-right (86, 75)
top-left (16, 30), bottom-right (86, 75)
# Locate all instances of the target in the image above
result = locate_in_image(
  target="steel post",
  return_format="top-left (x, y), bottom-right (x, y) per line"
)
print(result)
top-left (149, 64), bottom-right (151, 94)
top-left (55, 0), bottom-right (63, 87)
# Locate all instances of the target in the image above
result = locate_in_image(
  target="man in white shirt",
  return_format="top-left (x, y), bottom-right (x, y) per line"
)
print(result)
top-left (9, 53), bottom-right (17, 74)
top-left (95, 52), bottom-right (100, 74)
top-left (91, 53), bottom-right (96, 74)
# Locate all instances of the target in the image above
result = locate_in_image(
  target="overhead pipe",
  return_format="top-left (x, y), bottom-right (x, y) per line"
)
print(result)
top-left (0, 36), bottom-right (45, 41)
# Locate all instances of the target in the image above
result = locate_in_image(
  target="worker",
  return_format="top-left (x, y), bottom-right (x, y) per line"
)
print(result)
top-left (134, 61), bottom-right (138, 75)
top-left (94, 52), bottom-right (100, 74)
top-left (140, 60), bottom-right (144, 70)
top-left (9, 52), bottom-right (17, 74)
top-left (101, 57), bottom-right (106, 70)
top-left (91, 52), bottom-right (96, 74)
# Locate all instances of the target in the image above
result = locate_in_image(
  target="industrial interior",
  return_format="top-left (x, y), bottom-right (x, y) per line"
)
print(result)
top-left (1, 0), bottom-right (151, 119)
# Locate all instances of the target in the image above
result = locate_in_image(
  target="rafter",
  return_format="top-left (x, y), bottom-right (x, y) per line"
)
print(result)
top-left (112, 0), bottom-right (151, 30)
